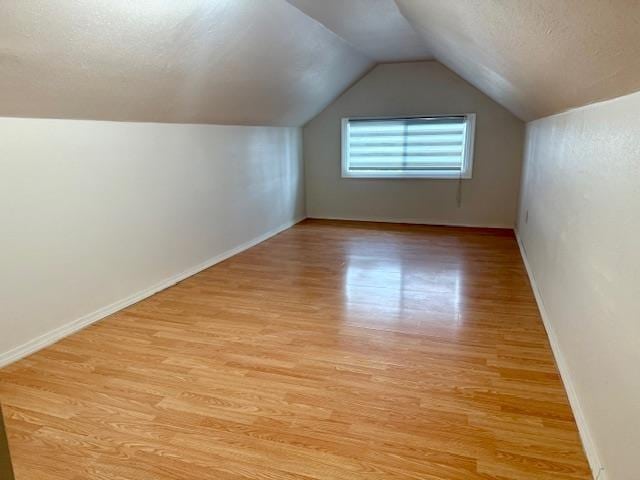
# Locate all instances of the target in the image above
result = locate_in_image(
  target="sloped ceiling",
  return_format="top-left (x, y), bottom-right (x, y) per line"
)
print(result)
top-left (0, 0), bottom-right (372, 126)
top-left (396, 0), bottom-right (640, 121)
top-left (285, 0), bottom-right (431, 62)
top-left (2, 0), bottom-right (640, 126)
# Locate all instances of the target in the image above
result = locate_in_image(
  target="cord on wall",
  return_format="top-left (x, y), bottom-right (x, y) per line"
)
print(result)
top-left (456, 171), bottom-right (463, 208)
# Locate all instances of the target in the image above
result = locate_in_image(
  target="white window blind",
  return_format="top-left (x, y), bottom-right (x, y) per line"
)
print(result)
top-left (341, 114), bottom-right (475, 179)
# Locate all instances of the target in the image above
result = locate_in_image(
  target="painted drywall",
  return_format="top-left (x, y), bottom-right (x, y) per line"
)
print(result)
top-left (0, 117), bottom-right (304, 362)
top-left (0, 0), bottom-right (371, 126)
top-left (285, 0), bottom-right (431, 62)
top-left (397, 0), bottom-right (640, 121)
top-left (517, 91), bottom-right (640, 479)
top-left (5, 1), bottom-right (640, 128)
top-left (303, 62), bottom-right (524, 227)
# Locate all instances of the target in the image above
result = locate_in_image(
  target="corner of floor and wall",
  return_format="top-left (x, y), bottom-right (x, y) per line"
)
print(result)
top-left (301, 61), bottom-right (640, 479)
top-left (2, 61), bottom-right (639, 479)
top-left (0, 119), bottom-right (307, 367)
top-left (514, 90), bottom-right (640, 480)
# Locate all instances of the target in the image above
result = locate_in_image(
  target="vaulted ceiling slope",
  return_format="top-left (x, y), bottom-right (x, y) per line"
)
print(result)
top-left (3, 1), bottom-right (640, 126)
top-left (396, 0), bottom-right (640, 121)
top-left (0, 0), bottom-right (373, 126)
top-left (285, 0), bottom-right (431, 62)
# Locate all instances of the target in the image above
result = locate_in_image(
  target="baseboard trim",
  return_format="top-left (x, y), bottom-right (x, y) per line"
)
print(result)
top-left (0, 216), bottom-right (306, 369)
top-left (307, 215), bottom-right (513, 230)
top-left (515, 232), bottom-right (606, 480)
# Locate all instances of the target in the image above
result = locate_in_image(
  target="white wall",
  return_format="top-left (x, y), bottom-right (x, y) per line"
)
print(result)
top-left (0, 117), bottom-right (304, 364)
top-left (517, 91), bottom-right (640, 480)
top-left (303, 62), bottom-right (525, 228)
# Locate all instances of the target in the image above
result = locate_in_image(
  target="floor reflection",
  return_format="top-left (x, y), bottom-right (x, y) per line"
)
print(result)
top-left (342, 254), bottom-right (464, 323)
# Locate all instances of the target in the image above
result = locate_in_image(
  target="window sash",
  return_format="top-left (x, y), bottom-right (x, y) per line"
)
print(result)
top-left (342, 115), bottom-right (475, 179)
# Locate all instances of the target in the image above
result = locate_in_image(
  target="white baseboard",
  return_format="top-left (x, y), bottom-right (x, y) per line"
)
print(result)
top-left (308, 215), bottom-right (513, 229)
top-left (515, 232), bottom-right (606, 480)
top-left (0, 216), bottom-right (306, 369)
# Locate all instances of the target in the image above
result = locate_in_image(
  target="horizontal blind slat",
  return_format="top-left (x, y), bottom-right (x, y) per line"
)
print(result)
top-left (349, 130), bottom-right (464, 137)
top-left (350, 118), bottom-right (464, 128)
top-left (350, 140), bottom-right (463, 147)
top-left (350, 145), bottom-right (462, 155)
top-left (349, 157), bottom-right (462, 166)
top-left (350, 153), bottom-right (462, 159)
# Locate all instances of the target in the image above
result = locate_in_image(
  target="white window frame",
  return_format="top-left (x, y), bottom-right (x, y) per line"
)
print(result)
top-left (341, 114), bottom-right (476, 179)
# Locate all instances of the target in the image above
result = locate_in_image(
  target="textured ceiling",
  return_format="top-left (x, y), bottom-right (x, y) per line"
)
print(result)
top-left (0, 0), bottom-right (372, 126)
top-left (2, 0), bottom-right (640, 125)
top-left (285, 0), bottom-right (431, 62)
top-left (396, 0), bottom-right (640, 121)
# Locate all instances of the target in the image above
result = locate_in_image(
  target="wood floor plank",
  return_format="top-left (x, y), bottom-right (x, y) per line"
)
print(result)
top-left (0, 219), bottom-right (591, 479)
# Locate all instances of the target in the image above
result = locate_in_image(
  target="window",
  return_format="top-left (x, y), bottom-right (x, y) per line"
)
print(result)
top-left (341, 114), bottom-right (476, 179)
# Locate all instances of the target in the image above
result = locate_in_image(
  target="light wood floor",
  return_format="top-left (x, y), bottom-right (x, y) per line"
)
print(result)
top-left (0, 220), bottom-right (591, 480)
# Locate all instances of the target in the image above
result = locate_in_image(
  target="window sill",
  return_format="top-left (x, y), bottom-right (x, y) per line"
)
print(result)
top-left (342, 172), bottom-right (473, 180)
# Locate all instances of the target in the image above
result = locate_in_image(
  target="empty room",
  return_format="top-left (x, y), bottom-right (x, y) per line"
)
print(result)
top-left (1, 1), bottom-right (639, 479)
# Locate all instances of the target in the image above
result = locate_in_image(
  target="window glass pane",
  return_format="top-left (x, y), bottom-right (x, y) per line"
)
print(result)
top-left (343, 115), bottom-right (473, 178)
